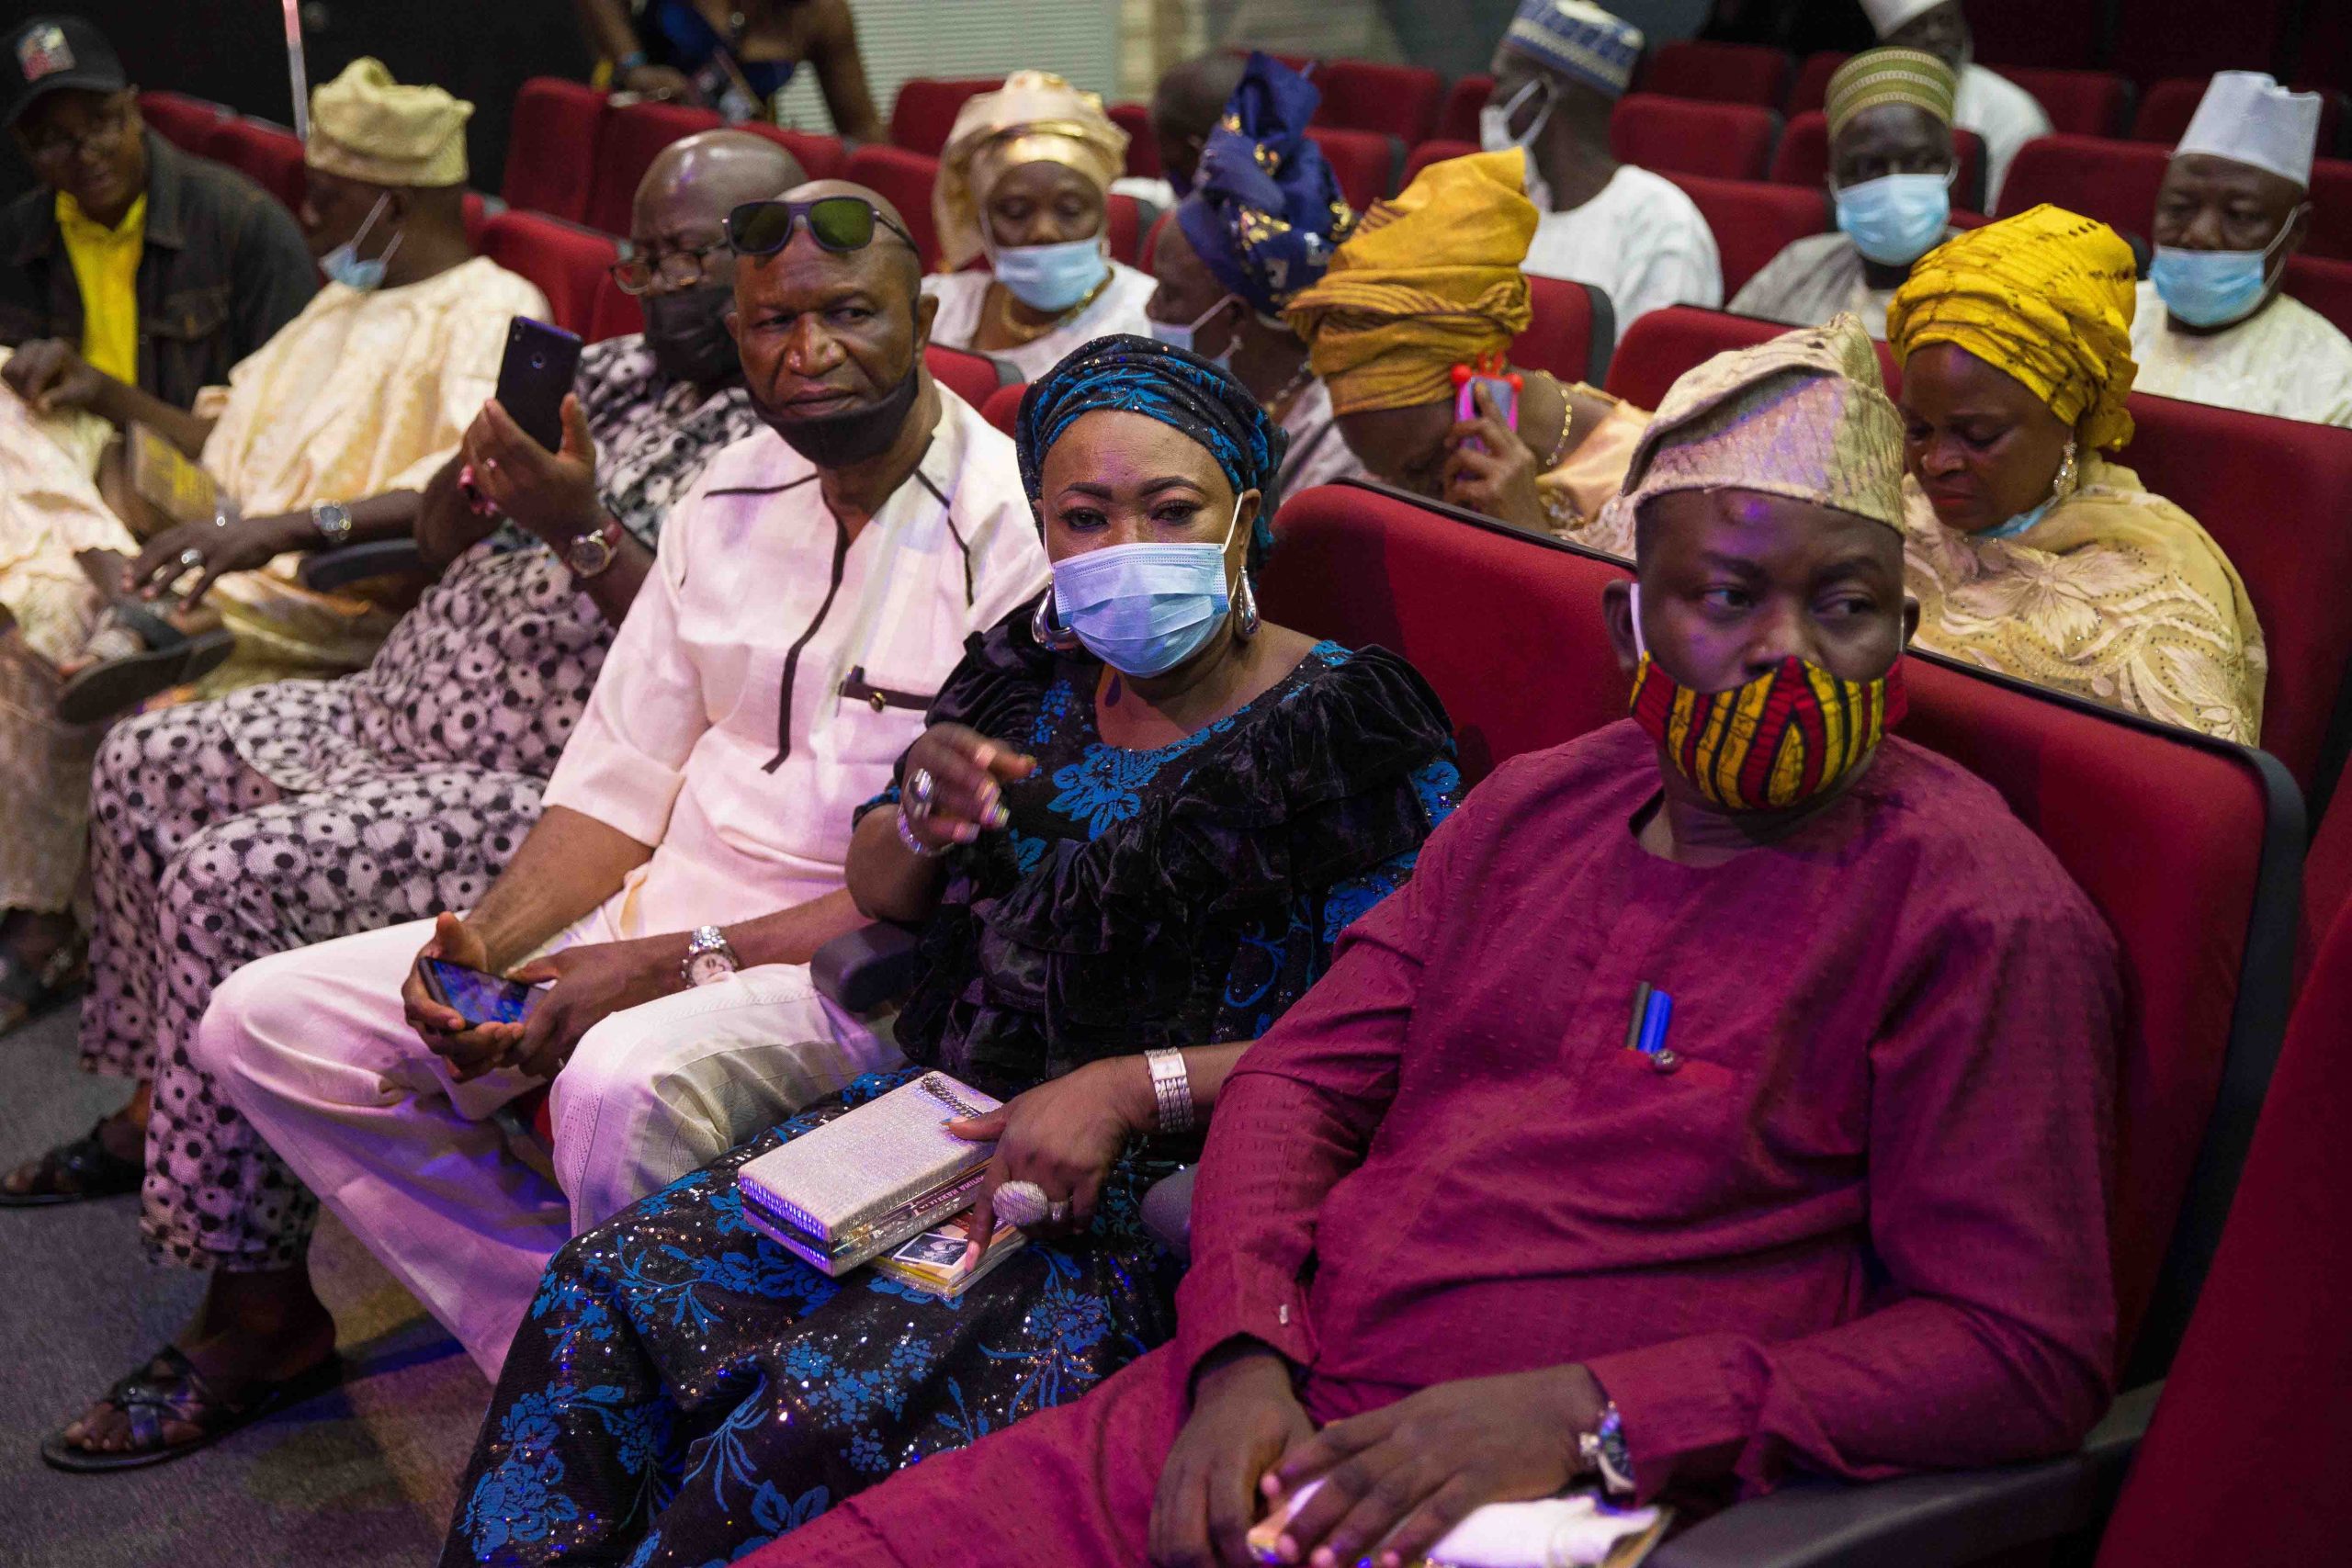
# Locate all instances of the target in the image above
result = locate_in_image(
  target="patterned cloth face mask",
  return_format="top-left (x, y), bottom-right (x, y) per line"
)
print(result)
top-left (1624, 583), bottom-right (1905, 811)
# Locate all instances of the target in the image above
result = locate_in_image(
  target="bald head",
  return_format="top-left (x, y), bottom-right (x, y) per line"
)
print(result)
top-left (1152, 53), bottom-right (1247, 189)
top-left (632, 129), bottom-right (806, 245)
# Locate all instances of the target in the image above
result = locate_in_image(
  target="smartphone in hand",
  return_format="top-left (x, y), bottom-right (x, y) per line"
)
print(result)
top-left (1452, 363), bottom-right (1522, 456)
top-left (493, 317), bottom-right (584, 452)
top-left (415, 957), bottom-right (545, 1027)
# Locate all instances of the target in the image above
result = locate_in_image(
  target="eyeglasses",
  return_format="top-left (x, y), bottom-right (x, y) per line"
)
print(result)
top-left (19, 99), bottom-right (132, 165)
top-left (609, 239), bottom-right (731, 296)
top-left (724, 196), bottom-right (917, 260)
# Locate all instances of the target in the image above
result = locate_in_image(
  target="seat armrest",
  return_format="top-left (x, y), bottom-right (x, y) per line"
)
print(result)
top-left (809, 921), bottom-right (925, 1013)
top-left (299, 538), bottom-right (429, 593)
top-left (1141, 1166), bottom-right (1195, 1263)
top-left (1648, 1384), bottom-right (2159, 1568)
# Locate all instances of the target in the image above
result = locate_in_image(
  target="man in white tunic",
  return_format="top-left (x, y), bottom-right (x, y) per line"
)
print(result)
top-left (1478, 0), bottom-right (1722, 332)
top-left (1862, 0), bottom-right (2051, 210)
top-left (2128, 72), bottom-right (2352, 428)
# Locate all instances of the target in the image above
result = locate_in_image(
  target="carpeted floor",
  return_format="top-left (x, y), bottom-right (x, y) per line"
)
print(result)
top-left (1, 1001), bottom-right (484, 1568)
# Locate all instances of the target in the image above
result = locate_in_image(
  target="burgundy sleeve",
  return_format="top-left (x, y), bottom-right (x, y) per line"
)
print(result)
top-left (1169, 786), bottom-right (1486, 1393)
top-left (1586, 899), bottom-right (2122, 1500)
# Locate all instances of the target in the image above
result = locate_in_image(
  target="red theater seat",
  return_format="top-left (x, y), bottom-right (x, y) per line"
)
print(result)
top-left (590, 101), bottom-right (724, 235)
top-left (1108, 102), bottom-right (1157, 177)
top-left (504, 76), bottom-right (607, 225)
top-left (922, 343), bottom-right (1010, 407)
top-left (740, 123), bottom-right (846, 182)
top-left (1437, 74), bottom-right (1493, 145)
top-left (1640, 41), bottom-right (1791, 109)
top-left (980, 380), bottom-right (1024, 439)
top-left (1657, 172), bottom-right (1831, 297)
top-left (1400, 138), bottom-right (1476, 190)
top-left (1771, 111), bottom-right (1986, 217)
top-left (1304, 126), bottom-right (1396, 209)
top-left (2284, 254), bottom-right (2352, 354)
top-left (1996, 133), bottom-right (2169, 236)
top-left (1312, 61), bottom-right (1443, 146)
top-left (478, 209), bottom-right (618, 337)
top-left (890, 77), bottom-right (1000, 157)
top-left (1103, 194), bottom-right (1148, 267)
top-left (1610, 94), bottom-right (1779, 182)
top-left (1996, 67), bottom-right (2134, 139)
top-left (462, 191), bottom-right (491, 248)
top-left (1604, 304), bottom-right (1815, 408)
top-left (137, 90), bottom-right (225, 154)
top-left (841, 146), bottom-right (943, 271)
top-left (1785, 51), bottom-right (1849, 118)
top-left (2307, 160), bottom-right (2352, 262)
top-left (1513, 276), bottom-right (1613, 388)
top-left (2133, 77), bottom-right (2345, 156)
top-left (200, 118), bottom-right (304, 213)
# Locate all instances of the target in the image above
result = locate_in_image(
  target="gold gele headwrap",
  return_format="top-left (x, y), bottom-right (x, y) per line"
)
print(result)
top-left (1282, 148), bottom-right (1535, 416)
top-left (1825, 47), bottom-right (1957, 140)
top-left (933, 70), bottom-right (1128, 272)
top-left (305, 58), bottom-right (471, 188)
top-left (1618, 314), bottom-right (1907, 535)
top-left (1886, 205), bottom-right (2141, 451)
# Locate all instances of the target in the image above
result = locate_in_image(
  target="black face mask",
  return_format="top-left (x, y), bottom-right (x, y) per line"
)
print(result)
top-left (754, 358), bottom-right (922, 468)
top-left (641, 283), bottom-right (741, 386)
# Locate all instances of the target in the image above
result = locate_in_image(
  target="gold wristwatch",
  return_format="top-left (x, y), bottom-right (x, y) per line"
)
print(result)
top-left (565, 518), bottom-right (621, 581)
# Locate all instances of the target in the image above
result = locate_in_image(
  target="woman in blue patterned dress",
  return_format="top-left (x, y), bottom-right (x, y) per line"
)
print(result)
top-left (441, 334), bottom-right (1459, 1567)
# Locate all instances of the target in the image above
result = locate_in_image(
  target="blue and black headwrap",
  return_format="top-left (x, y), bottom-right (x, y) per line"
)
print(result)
top-left (1017, 333), bottom-right (1289, 570)
top-left (1174, 51), bottom-right (1356, 320)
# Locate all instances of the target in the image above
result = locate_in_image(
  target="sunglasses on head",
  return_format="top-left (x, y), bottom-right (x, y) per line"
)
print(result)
top-left (725, 197), bottom-right (919, 260)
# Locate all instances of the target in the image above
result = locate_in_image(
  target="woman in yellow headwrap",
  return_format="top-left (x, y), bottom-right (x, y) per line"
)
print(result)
top-left (1887, 205), bottom-right (2266, 742)
top-left (1283, 147), bottom-right (1650, 541)
top-left (922, 71), bottom-right (1157, 379)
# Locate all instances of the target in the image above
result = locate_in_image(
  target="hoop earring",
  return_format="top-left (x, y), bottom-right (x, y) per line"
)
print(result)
top-left (1231, 573), bottom-right (1260, 640)
top-left (1031, 592), bottom-right (1081, 651)
top-left (2052, 439), bottom-right (2078, 502)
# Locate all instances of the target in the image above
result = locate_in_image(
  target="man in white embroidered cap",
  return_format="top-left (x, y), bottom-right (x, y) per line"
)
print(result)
top-left (1480, 0), bottom-right (1722, 331)
top-left (2129, 71), bottom-right (2352, 429)
top-left (1860, 0), bottom-right (2050, 209)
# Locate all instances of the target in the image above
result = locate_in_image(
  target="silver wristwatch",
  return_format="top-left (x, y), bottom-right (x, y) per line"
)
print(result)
top-left (565, 519), bottom-right (620, 581)
top-left (1145, 1047), bottom-right (1195, 1134)
top-left (682, 925), bottom-right (740, 987)
top-left (310, 499), bottom-right (354, 548)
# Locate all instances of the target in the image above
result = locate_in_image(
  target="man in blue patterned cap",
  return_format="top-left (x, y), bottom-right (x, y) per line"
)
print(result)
top-left (1480, 0), bottom-right (1721, 329)
top-left (1144, 51), bottom-right (1363, 499)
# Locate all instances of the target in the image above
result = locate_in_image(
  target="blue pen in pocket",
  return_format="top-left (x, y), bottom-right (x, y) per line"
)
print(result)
top-left (1627, 983), bottom-right (1679, 1074)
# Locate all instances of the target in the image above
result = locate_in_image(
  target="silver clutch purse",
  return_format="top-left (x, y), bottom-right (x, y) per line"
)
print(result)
top-left (736, 1072), bottom-right (1002, 1276)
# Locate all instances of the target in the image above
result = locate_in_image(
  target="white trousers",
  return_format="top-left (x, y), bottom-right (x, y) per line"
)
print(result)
top-left (200, 909), bottom-right (899, 1378)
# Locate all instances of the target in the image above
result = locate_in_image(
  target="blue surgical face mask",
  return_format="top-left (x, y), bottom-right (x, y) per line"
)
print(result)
top-left (1834, 172), bottom-right (1951, 266)
top-left (320, 193), bottom-right (403, 292)
top-left (994, 237), bottom-right (1111, 314)
top-left (1147, 293), bottom-right (1238, 361)
top-left (1050, 495), bottom-right (1244, 677)
top-left (2149, 218), bottom-right (2299, 328)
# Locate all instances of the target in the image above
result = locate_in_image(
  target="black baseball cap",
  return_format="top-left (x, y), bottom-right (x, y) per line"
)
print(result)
top-left (3, 17), bottom-right (128, 129)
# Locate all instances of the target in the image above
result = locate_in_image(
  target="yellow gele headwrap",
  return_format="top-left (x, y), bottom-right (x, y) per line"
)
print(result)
top-left (305, 58), bottom-right (471, 188)
top-left (1283, 148), bottom-right (1535, 415)
top-left (934, 71), bottom-right (1127, 272)
top-left (1619, 313), bottom-right (1907, 534)
top-left (1886, 205), bottom-right (2140, 451)
top-left (1825, 47), bottom-right (1956, 140)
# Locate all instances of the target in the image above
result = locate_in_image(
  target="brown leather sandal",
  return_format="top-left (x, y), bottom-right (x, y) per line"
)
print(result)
top-left (40, 1345), bottom-right (344, 1472)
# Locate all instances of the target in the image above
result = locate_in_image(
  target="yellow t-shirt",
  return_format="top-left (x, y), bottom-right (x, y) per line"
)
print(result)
top-left (54, 189), bottom-right (146, 386)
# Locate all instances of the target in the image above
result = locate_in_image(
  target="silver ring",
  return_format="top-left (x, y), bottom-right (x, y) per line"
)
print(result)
top-left (177, 547), bottom-right (206, 570)
top-left (906, 765), bottom-right (936, 822)
top-left (990, 1179), bottom-right (1050, 1230)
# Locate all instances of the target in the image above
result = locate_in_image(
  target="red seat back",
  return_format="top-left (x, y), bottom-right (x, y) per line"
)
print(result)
top-left (1641, 41), bottom-right (1792, 109)
top-left (1109, 102), bottom-right (1158, 177)
top-left (980, 379), bottom-right (1025, 439)
top-left (1437, 74), bottom-right (1494, 145)
top-left (1400, 138), bottom-right (1478, 191)
top-left (2307, 160), bottom-right (2352, 263)
top-left (1604, 304), bottom-right (1832, 407)
top-left (1265, 479), bottom-right (2297, 1370)
top-left (503, 76), bottom-right (608, 224)
top-left (137, 90), bottom-right (225, 154)
top-left (1786, 51), bottom-right (1849, 118)
top-left (890, 77), bottom-right (1000, 157)
top-left (2307, 789), bottom-right (2352, 964)
top-left (1611, 94), bottom-right (1779, 182)
top-left (1995, 67), bottom-right (2134, 139)
top-left (1312, 61), bottom-right (1444, 146)
top-left (1771, 111), bottom-right (1986, 216)
top-left (462, 191), bottom-right (491, 248)
top-left (589, 101), bottom-right (724, 235)
top-left (478, 209), bottom-right (618, 336)
top-left (586, 273), bottom-right (644, 344)
top-left (1512, 276), bottom-right (1612, 388)
top-left (1659, 172), bottom-right (1831, 297)
top-left (842, 146), bottom-right (944, 271)
top-left (1104, 193), bottom-right (1148, 267)
top-left (2093, 897), bottom-right (2352, 1568)
top-left (199, 118), bottom-right (304, 214)
top-left (1996, 133), bottom-right (2169, 236)
top-left (922, 342), bottom-right (1008, 406)
top-left (2133, 77), bottom-right (2346, 159)
top-left (739, 122), bottom-right (845, 182)
top-left (1305, 126), bottom-right (1396, 209)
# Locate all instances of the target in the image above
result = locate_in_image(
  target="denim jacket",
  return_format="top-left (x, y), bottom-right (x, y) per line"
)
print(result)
top-left (0, 130), bottom-right (317, 411)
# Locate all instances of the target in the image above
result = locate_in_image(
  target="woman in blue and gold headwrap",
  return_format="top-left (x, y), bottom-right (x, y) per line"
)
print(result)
top-left (1144, 51), bottom-right (1369, 496)
top-left (442, 333), bottom-right (1460, 1568)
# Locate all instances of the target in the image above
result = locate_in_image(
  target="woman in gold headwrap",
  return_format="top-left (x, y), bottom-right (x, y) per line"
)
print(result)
top-left (922, 71), bottom-right (1157, 379)
top-left (1887, 205), bottom-right (2266, 743)
top-left (1283, 148), bottom-right (1650, 541)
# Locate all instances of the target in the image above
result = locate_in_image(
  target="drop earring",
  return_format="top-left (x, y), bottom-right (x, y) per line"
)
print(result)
top-left (1032, 592), bottom-right (1081, 651)
top-left (1231, 573), bottom-right (1260, 640)
top-left (2052, 438), bottom-right (2078, 502)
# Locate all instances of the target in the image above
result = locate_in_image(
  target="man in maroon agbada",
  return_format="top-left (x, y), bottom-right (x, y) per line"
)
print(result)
top-left (768, 317), bottom-right (2120, 1568)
